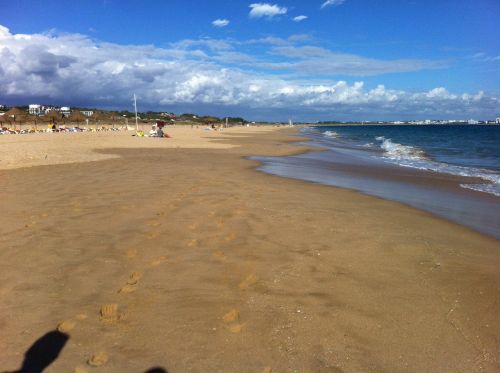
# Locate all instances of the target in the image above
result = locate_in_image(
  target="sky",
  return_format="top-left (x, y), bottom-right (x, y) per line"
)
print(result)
top-left (0, 0), bottom-right (499, 121)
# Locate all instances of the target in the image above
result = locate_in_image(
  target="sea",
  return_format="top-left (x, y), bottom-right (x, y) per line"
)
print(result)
top-left (254, 125), bottom-right (500, 238)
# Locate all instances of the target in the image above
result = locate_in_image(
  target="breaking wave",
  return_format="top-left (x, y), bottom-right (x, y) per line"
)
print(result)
top-left (374, 136), bottom-right (500, 196)
top-left (376, 136), bottom-right (428, 161)
top-left (323, 130), bottom-right (339, 138)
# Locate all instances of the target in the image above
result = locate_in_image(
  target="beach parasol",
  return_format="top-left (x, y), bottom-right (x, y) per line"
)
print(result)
top-left (91, 111), bottom-right (109, 128)
top-left (27, 114), bottom-right (41, 131)
top-left (5, 107), bottom-right (27, 129)
top-left (45, 110), bottom-right (63, 123)
top-left (68, 110), bottom-right (86, 125)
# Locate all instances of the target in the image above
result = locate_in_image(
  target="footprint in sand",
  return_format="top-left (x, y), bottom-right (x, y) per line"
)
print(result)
top-left (224, 232), bottom-right (237, 242)
top-left (239, 274), bottom-right (258, 290)
top-left (57, 319), bottom-right (76, 333)
top-left (100, 304), bottom-right (120, 322)
top-left (187, 239), bottom-right (199, 248)
top-left (212, 250), bottom-right (227, 261)
top-left (126, 248), bottom-right (138, 259)
top-left (146, 232), bottom-right (160, 240)
top-left (87, 351), bottom-right (109, 367)
top-left (119, 271), bottom-right (143, 294)
top-left (56, 313), bottom-right (87, 332)
top-left (223, 309), bottom-right (244, 334)
top-left (223, 309), bottom-right (239, 323)
top-left (150, 256), bottom-right (167, 267)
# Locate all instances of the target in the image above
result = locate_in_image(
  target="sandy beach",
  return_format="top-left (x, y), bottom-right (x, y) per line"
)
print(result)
top-left (0, 127), bottom-right (498, 372)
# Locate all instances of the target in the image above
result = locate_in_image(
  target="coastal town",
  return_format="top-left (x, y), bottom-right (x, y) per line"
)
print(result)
top-left (0, 103), bottom-right (498, 135)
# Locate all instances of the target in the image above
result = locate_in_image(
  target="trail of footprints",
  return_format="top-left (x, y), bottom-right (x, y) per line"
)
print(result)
top-left (52, 209), bottom-right (269, 371)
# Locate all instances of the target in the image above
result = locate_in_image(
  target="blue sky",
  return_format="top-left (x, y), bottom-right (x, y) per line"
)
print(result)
top-left (0, 0), bottom-right (499, 120)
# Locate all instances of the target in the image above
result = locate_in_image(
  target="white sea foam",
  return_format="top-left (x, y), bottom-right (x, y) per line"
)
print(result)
top-left (323, 130), bottom-right (338, 138)
top-left (376, 136), bottom-right (428, 161)
top-left (375, 136), bottom-right (500, 197)
top-left (460, 183), bottom-right (500, 197)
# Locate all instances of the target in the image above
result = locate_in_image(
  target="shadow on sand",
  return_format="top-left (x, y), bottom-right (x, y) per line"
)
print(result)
top-left (4, 329), bottom-right (168, 373)
top-left (6, 330), bottom-right (69, 373)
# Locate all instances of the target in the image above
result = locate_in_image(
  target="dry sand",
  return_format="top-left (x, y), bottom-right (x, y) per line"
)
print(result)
top-left (0, 127), bottom-right (498, 372)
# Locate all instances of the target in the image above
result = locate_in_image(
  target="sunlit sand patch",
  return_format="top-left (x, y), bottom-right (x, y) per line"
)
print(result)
top-left (223, 309), bottom-right (240, 323)
top-left (100, 304), bottom-right (119, 322)
top-left (57, 319), bottom-right (76, 333)
top-left (188, 223), bottom-right (198, 230)
top-left (262, 367), bottom-right (273, 373)
top-left (217, 219), bottom-right (225, 227)
top-left (239, 273), bottom-right (258, 290)
top-left (75, 313), bottom-right (87, 320)
top-left (87, 351), bottom-right (109, 367)
top-left (208, 211), bottom-right (216, 217)
top-left (148, 221), bottom-right (161, 227)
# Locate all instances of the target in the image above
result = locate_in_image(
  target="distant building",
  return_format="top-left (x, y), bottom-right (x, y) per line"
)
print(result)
top-left (81, 110), bottom-right (94, 117)
top-left (496, 118), bottom-right (500, 124)
top-left (60, 107), bottom-right (71, 117)
top-left (467, 119), bottom-right (479, 125)
top-left (29, 104), bottom-right (42, 115)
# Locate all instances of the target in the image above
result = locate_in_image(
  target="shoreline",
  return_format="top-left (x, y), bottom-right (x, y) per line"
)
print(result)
top-left (254, 128), bottom-right (500, 239)
top-left (1, 127), bottom-right (498, 372)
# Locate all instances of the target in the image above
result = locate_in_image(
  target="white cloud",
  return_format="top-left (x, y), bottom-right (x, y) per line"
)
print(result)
top-left (212, 19), bottom-right (230, 27)
top-left (293, 15), bottom-right (308, 22)
top-left (249, 3), bottom-right (287, 18)
top-left (321, 0), bottom-right (345, 9)
top-left (0, 25), bottom-right (497, 120)
top-left (266, 45), bottom-right (448, 75)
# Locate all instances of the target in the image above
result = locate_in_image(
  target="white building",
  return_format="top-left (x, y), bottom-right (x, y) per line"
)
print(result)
top-left (496, 118), bottom-right (500, 124)
top-left (467, 119), bottom-right (479, 125)
top-left (81, 110), bottom-right (94, 117)
top-left (29, 104), bottom-right (42, 115)
top-left (60, 107), bottom-right (71, 117)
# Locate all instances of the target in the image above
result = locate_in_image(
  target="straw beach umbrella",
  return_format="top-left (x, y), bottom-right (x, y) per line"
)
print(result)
top-left (91, 111), bottom-right (109, 129)
top-left (44, 111), bottom-right (63, 128)
top-left (27, 114), bottom-right (41, 131)
top-left (69, 110), bottom-right (86, 126)
top-left (5, 107), bottom-right (27, 129)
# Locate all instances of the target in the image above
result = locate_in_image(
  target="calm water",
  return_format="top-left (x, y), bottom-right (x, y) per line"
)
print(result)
top-left (255, 125), bottom-right (500, 238)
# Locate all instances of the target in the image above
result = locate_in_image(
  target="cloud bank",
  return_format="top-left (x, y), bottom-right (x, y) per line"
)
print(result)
top-left (0, 25), bottom-right (497, 120)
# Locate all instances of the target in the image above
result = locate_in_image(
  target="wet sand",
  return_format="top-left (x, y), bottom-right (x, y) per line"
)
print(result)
top-left (0, 128), bottom-right (498, 372)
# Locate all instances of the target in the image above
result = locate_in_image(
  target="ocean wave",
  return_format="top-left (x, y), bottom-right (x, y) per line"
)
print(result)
top-left (460, 183), bottom-right (500, 197)
top-left (376, 136), bottom-right (428, 161)
top-left (373, 136), bottom-right (499, 196)
top-left (323, 130), bottom-right (339, 138)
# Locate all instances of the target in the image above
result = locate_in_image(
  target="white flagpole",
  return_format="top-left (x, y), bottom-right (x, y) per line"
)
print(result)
top-left (133, 93), bottom-right (138, 131)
